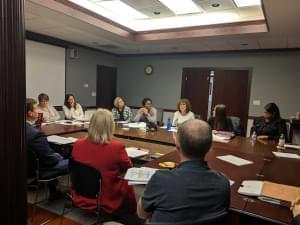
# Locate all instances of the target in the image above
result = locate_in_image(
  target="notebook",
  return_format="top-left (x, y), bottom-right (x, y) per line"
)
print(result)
top-left (238, 180), bottom-right (300, 206)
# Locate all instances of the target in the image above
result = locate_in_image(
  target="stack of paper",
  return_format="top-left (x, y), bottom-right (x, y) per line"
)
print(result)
top-left (213, 134), bottom-right (230, 143)
top-left (284, 144), bottom-right (300, 150)
top-left (55, 120), bottom-right (84, 126)
top-left (47, 135), bottom-right (77, 145)
top-left (126, 122), bottom-right (146, 129)
top-left (273, 152), bottom-right (300, 159)
top-left (217, 155), bottom-right (253, 166)
top-left (124, 167), bottom-right (158, 185)
top-left (125, 147), bottom-right (149, 158)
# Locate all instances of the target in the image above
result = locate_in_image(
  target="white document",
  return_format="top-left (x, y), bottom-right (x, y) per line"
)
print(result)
top-left (125, 147), bottom-right (149, 158)
top-left (273, 152), bottom-right (300, 159)
top-left (213, 134), bottom-right (230, 143)
top-left (55, 120), bottom-right (84, 126)
top-left (284, 144), bottom-right (300, 150)
top-left (124, 167), bottom-right (158, 183)
top-left (127, 122), bottom-right (146, 128)
top-left (47, 135), bottom-right (77, 145)
top-left (217, 155), bottom-right (253, 166)
top-left (238, 180), bottom-right (263, 197)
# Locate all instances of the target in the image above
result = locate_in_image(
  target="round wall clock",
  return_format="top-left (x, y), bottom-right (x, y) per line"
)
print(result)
top-left (144, 65), bottom-right (153, 75)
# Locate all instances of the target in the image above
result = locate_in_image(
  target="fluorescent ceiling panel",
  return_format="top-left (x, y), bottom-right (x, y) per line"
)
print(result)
top-left (234, 0), bottom-right (261, 7)
top-left (158, 0), bottom-right (202, 15)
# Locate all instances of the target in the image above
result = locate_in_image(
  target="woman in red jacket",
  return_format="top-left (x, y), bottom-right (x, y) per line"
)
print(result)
top-left (72, 108), bottom-right (140, 224)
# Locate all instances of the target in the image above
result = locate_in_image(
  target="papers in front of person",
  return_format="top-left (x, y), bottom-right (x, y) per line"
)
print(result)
top-left (55, 120), bottom-right (84, 126)
top-left (284, 144), bottom-right (300, 150)
top-left (125, 147), bottom-right (149, 158)
top-left (125, 122), bottom-right (147, 129)
top-left (212, 131), bottom-right (234, 143)
top-left (213, 134), bottom-right (230, 143)
top-left (238, 180), bottom-right (300, 206)
top-left (47, 135), bottom-right (77, 145)
top-left (272, 152), bottom-right (300, 159)
top-left (124, 167), bottom-right (158, 185)
top-left (217, 155), bottom-right (254, 166)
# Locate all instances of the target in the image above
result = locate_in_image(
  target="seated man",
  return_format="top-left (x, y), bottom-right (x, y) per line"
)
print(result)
top-left (137, 119), bottom-right (230, 223)
top-left (26, 98), bottom-right (68, 198)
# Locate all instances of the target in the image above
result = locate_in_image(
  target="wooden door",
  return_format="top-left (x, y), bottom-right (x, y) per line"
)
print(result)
top-left (181, 68), bottom-right (251, 135)
top-left (96, 65), bottom-right (117, 109)
top-left (181, 68), bottom-right (210, 119)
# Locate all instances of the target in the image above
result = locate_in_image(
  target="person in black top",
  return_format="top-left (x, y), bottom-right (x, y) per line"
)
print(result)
top-left (208, 104), bottom-right (234, 132)
top-left (137, 119), bottom-right (230, 223)
top-left (26, 98), bottom-right (68, 199)
top-left (291, 198), bottom-right (300, 225)
top-left (251, 102), bottom-right (287, 140)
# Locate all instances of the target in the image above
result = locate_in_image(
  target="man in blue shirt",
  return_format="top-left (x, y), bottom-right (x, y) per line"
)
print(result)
top-left (137, 119), bottom-right (230, 223)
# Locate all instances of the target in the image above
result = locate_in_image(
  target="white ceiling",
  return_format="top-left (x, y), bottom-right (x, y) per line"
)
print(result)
top-left (25, 0), bottom-right (300, 54)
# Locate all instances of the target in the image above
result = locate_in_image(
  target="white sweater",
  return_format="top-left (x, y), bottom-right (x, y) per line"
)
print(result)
top-left (172, 111), bottom-right (195, 126)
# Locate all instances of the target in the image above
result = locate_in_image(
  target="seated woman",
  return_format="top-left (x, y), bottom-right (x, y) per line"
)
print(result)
top-left (251, 102), bottom-right (287, 140)
top-left (134, 98), bottom-right (157, 124)
top-left (112, 97), bottom-right (132, 122)
top-left (172, 98), bottom-right (195, 126)
top-left (208, 104), bottom-right (234, 132)
top-left (63, 94), bottom-right (84, 120)
top-left (37, 93), bottom-right (60, 122)
top-left (72, 109), bottom-right (139, 225)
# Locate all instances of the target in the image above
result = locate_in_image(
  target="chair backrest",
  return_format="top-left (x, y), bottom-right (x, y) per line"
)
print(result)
top-left (84, 109), bottom-right (97, 121)
top-left (69, 158), bottom-right (101, 199)
top-left (229, 116), bottom-right (243, 136)
top-left (144, 211), bottom-right (227, 225)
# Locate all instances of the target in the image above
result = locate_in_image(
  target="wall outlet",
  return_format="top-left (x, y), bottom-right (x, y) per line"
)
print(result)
top-left (91, 91), bottom-right (96, 97)
top-left (83, 84), bottom-right (89, 88)
top-left (253, 100), bottom-right (261, 106)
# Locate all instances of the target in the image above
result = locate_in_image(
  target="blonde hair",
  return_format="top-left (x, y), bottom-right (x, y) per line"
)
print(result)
top-left (88, 108), bottom-right (115, 144)
top-left (113, 97), bottom-right (124, 108)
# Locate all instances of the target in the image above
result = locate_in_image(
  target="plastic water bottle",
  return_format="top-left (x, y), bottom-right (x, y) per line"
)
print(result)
top-left (167, 118), bottom-right (172, 131)
top-left (278, 134), bottom-right (285, 148)
top-left (251, 131), bottom-right (257, 142)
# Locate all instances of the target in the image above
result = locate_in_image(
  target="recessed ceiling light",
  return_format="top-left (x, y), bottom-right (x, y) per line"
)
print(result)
top-left (211, 3), bottom-right (220, 8)
top-left (233, 0), bottom-right (261, 7)
top-left (158, 0), bottom-right (203, 15)
top-left (153, 11), bottom-right (161, 15)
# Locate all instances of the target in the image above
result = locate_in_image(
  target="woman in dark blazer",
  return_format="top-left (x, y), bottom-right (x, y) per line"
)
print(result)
top-left (208, 104), bottom-right (234, 132)
top-left (251, 102), bottom-right (287, 140)
top-left (72, 109), bottom-right (140, 225)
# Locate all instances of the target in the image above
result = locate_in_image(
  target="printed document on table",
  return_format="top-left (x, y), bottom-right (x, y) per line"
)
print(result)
top-left (125, 147), bottom-right (149, 158)
top-left (124, 167), bottom-right (158, 183)
top-left (273, 152), bottom-right (300, 159)
top-left (217, 155), bottom-right (253, 166)
top-left (47, 135), bottom-right (77, 145)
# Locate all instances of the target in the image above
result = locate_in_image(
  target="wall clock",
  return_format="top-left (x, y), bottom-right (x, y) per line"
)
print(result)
top-left (144, 65), bottom-right (153, 75)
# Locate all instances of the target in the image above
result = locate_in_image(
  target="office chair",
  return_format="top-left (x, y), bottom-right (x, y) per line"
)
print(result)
top-left (62, 158), bottom-right (103, 225)
top-left (27, 148), bottom-right (69, 224)
top-left (229, 116), bottom-right (243, 136)
top-left (144, 211), bottom-right (227, 225)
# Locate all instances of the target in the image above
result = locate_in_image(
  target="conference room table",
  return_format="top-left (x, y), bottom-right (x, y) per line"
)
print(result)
top-left (41, 122), bottom-right (299, 225)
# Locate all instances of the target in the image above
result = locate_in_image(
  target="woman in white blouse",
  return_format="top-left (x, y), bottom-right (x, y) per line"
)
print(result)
top-left (172, 98), bottom-right (195, 126)
top-left (37, 93), bottom-right (60, 122)
top-left (63, 94), bottom-right (84, 120)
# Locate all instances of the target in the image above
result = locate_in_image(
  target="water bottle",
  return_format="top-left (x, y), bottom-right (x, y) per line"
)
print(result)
top-left (251, 131), bottom-right (257, 142)
top-left (278, 134), bottom-right (285, 148)
top-left (167, 118), bottom-right (172, 131)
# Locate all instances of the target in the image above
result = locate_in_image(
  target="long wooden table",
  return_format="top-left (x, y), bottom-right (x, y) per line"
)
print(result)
top-left (43, 123), bottom-right (299, 225)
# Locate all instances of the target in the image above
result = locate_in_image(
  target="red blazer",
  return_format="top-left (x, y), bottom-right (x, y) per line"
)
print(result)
top-left (71, 138), bottom-right (136, 214)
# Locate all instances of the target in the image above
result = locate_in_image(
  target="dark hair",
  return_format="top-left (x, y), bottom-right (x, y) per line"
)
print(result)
top-left (142, 98), bottom-right (152, 106)
top-left (264, 102), bottom-right (281, 121)
top-left (177, 119), bottom-right (212, 159)
top-left (64, 94), bottom-right (77, 109)
top-left (177, 98), bottom-right (191, 113)
top-left (213, 104), bottom-right (227, 130)
top-left (26, 98), bottom-right (37, 115)
top-left (38, 93), bottom-right (49, 102)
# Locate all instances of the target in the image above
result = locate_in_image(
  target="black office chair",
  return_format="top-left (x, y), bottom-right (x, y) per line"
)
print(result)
top-left (62, 158), bottom-right (103, 225)
top-left (229, 116), bottom-right (243, 136)
top-left (144, 211), bottom-right (227, 225)
top-left (27, 148), bottom-right (69, 224)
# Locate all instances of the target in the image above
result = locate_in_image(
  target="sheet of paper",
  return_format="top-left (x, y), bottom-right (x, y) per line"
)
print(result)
top-left (213, 134), bottom-right (230, 143)
top-left (124, 167), bottom-right (158, 182)
top-left (55, 120), bottom-right (84, 126)
top-left (217, 155), bottom-right (253, 166)
top-left (47, 135), bottom-right (77, 145)
top-left (127, 122), bottom-right (146, 128)
top-left (273, 152), bottom-right (300, 159)
top-left (125, 147), bottom-right (149, 158)
top-left (238, 180), bottom-right (263, 197)
top-left (284, 144), bottom-right (300, 150)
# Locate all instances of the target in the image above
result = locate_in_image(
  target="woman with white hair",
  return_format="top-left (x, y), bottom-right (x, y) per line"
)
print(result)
top-left (112, 97), bottom-right (132, 122)
top-left (71, 109), bottom-right (140, 224)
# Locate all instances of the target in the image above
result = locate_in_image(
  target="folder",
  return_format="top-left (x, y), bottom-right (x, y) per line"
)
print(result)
top-left (238, 180), bottom-right (300, 207)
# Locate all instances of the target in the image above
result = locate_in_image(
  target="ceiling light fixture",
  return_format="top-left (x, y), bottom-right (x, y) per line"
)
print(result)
top-left (211, 3), bottom-right (220, 8)
top-left (153, 11), bottom-right (161, 15)
top-left (233, 0), bottom-right (261, 7)
top-left (158, 0), bottom-right (202, 15)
